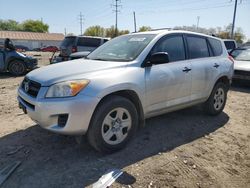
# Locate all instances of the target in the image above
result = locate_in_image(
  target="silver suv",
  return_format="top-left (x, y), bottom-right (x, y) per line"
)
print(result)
top-left (18, 30), bottom-right (234, 153)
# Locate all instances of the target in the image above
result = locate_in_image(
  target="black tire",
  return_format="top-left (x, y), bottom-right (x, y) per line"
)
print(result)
top-left (8, 60), bottom-right (27, 76)
top-left (204, 82), bottom-right (227, 116)
top-left (87, 95), bottom-right (138, 153)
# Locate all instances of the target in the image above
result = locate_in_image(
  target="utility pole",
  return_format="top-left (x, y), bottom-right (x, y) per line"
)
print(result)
top-left (133, 11), bottom-right (137, 32)
top-left (79, 12), bottom-right (84, 35)
top-left (112, 0), bottom-right (122, 37)
top-left (196, 16), bottom-right (200, 30)
top-left (231, 0), bottom-right (238, 39)
top-left (64, 28), bottom-right (67, 36)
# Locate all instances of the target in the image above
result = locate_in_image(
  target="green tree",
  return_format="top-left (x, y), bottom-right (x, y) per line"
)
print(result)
top-left (104, 26), bottom-right (130, 38)
top-left (21, 20), bottom-right (49, 33)
top-left (0, 19), bottom-right (21, 31)
top-left (84, 25), bottom-right (105, 37)
top-left (138, 26), bottom-right (152, 32)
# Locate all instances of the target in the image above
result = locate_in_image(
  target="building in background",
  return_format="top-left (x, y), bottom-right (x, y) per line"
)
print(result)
top-left (0, 31), bottom-right (64, 50)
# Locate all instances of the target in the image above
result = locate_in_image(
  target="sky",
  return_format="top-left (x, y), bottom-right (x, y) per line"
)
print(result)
top-left (0, 0), bottom-right (250, 40)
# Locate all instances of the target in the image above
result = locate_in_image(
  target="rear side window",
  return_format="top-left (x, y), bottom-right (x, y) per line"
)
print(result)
top-left (208, 38), bottom-right (222, 56)
top-left (152, 36), bottom-right (185, 62)
top-left (187, 36), bottom-right (209, 59)
top-left (77, 38), bottom-right (101, 47)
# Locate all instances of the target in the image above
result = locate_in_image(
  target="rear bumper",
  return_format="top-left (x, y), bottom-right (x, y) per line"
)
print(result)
top-left (17, 87), bottom-right (100, 135)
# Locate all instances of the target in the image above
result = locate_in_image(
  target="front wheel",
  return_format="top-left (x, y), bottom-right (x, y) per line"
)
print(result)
top-left (87, 96), bottom-right (138, 153)
top-left (204, 82), bottom-right (227, 116)
top-left (8, 60), bottom-right (27, 76)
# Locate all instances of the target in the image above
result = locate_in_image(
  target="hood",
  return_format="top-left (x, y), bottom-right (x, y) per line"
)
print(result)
top-left (26, 59), bottom-right (127, 86)
top-left (234, 60), bottom-right (250, 71)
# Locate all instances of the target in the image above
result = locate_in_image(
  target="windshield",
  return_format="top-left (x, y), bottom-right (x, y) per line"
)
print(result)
top-left (61, 37), bottom-right (76, 46)
top-left (87, 34), bottom-right (156, 62)
top-left (231, 49), bottom-right (250, 61)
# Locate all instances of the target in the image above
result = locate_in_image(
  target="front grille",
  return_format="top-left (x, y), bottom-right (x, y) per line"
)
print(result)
top-left (21, 77), bottom-right (41, 98)
top-left (234, 70), bottom-right (250, 76)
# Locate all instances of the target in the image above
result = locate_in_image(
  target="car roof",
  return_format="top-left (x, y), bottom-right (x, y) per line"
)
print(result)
top-left (129, 29), bottom-right (222, 40)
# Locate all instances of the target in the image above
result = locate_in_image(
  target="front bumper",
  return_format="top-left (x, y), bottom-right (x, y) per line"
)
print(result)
top-left (233, 70), bottom-right (250, 81)
top-left (25, 58), bottom-right (38, 69)
top-left (17, 87), bottom-right (100, 135)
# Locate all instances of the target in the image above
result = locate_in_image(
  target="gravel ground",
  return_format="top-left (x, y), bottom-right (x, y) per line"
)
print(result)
top-left (0, 53), bottom-right (249, 188)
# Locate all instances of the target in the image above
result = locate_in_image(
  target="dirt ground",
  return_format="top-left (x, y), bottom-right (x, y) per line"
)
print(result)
top-left (0, 53), bottom-right (249, 188)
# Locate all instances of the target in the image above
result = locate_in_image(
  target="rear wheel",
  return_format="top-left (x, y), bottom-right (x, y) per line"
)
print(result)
top-left (204, 82), bottom-right (227, 115)
top-left (8, 60), bottom-right (27, 76)
top-left (87, 96), bottom-right (138, 153)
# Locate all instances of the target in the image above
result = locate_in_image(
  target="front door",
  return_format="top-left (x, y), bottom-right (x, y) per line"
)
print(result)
top-left (145, 35), bottom-right (192, 114)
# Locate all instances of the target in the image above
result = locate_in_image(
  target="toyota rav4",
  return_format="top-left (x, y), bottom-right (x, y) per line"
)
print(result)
top-left (17, 30), bottom-right (234, 153)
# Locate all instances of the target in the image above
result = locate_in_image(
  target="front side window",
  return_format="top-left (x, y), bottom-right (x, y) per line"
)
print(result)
top-left (152, 35), bottom-right (185, 62)
top-left (87, 34), bottom-right (156, 62)
top-left (187, 36), bottom-right (209, 59)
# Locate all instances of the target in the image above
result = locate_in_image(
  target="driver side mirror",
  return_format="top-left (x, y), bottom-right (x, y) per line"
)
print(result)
top-left (149, 52), bottom-right (170, 65)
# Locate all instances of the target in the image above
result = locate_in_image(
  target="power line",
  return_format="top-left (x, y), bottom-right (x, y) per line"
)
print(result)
top-left (112, 0), bottom-right (122, 36)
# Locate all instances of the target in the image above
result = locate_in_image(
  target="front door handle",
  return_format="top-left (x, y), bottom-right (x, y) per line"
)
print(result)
top-left (182, 67), bottom-right (192, 73)
top-left (213, 63), bottom-right (220, 68)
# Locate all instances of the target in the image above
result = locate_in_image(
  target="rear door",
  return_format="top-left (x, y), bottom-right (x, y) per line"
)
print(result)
top-left (186, 35), bottom-right (223, 101)
top-left (145, 34), bottom-right (192, 113)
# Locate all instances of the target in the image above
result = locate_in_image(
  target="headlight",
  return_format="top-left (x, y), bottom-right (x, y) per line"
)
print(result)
top-left (46, 80), bottom-right (89, 98)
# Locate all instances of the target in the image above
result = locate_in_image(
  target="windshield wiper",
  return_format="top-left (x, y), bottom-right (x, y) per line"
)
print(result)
top-left (90, 58), bottom-right (108, 61)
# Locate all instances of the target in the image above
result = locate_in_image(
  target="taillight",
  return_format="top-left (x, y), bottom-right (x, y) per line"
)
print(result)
top-left (228, 55), bottom-right (234, 63)
top-left (72, 46), bottom-right (77, 53)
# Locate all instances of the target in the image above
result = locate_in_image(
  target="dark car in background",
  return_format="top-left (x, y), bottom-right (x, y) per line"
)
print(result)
top-left (0, 42), bottom-right (37, 76)
top-left (52, 35), bottom-right (109, 63)
top-left (230, 47), bottom-right (250, 81)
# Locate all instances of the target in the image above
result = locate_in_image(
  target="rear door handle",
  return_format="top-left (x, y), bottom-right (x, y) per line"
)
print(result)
top-left (182, 67), bottom-right (192, 73)
top-left (213, 63), bottom-right (220, 68)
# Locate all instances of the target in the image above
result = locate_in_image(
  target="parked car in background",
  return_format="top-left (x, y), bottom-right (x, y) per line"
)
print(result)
top-left (18, 30), bottom-right (233, 153)
top-left (41, 46), bottom-right (59, 52)
top-left (15, 45), bottom-right (30, 52)
top-left (53, 35), bottom-right (109, 63)
top-left (230, 47), bottom-right (250, 81)
top-left (223, 39), bottom-right (237, 52)
top-left (0, 39), bottom-right (37, 76)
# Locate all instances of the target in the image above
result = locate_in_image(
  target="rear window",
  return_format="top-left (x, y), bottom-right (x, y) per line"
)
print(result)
top-left (61, 37), bottom-right (76, 46)
top-left (187, 36), bottom-right (209, 59)
top-left (208, 38), bottom-right (222, 56)
top-left (77, 37), bottom-right (101, 47)
top-left (224, 41), bottom-right (236, 50)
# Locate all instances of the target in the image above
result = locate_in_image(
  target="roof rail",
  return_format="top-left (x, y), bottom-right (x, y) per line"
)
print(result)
top-left (150, 28), bottom-right (172, 31)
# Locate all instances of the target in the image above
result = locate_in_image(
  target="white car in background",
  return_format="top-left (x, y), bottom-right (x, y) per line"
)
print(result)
top-left (230, 47), bottom-right (250, 81)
